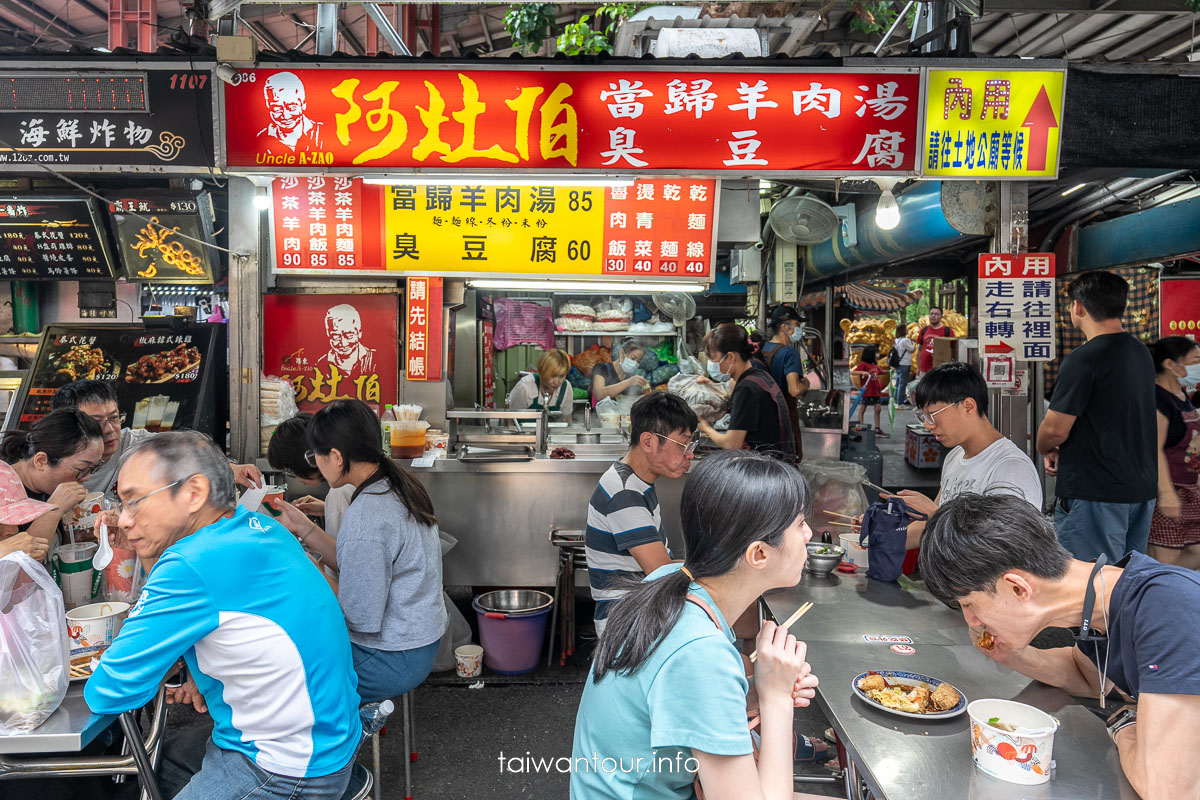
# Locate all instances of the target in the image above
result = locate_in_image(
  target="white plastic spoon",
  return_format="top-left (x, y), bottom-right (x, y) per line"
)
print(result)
top-left (91, 499), bottom-right (115, 571)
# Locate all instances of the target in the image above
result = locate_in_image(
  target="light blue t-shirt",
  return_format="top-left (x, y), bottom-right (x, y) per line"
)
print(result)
top-left (86, 507), bottom-right (361, 779)
top-left (570, 564), bottom-right (752, 800)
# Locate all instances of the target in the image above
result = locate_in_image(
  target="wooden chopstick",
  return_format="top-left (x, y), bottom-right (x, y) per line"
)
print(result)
top-left (823, 520), bottom-right (860, 529)
top-left (748, 602), bottom-right (813, 663)
top-left (823, 510), bottom-right (858, 520)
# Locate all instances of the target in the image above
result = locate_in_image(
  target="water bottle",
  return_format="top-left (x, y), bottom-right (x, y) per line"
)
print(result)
top-left (380, 404), bottom-right (397, 450)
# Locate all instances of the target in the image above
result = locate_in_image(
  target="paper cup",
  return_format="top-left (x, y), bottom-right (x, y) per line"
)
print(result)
top-left (967, 699), bottom-right (1059, 785)
top-left (103, 546), bottom-right (139, 603)
top-left (455, 644), bottom-right (483, 678)
top-left (71, 492), bottom-right (105, 530)
top-left (52, 542), bottom-right (100, 609)
top-left (840, 533), bottom-right (870, 571)
top-left (66, 601), bottom-right (130, 661)
top-left (263, 488), bottom-right (285, 517)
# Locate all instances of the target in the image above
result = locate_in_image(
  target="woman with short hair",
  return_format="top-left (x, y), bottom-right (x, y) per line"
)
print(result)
top-left (0, 408), bottom-right (104, 548)
top-left (508, 348), bottom-right (575, 421)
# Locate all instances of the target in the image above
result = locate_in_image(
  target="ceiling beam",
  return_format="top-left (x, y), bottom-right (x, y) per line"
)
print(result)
top-left (1141, 18), bottom-right (1200, 59)
top-left (0, 2), bottom-right (75, 47)
top-left (238, 15), bottom-right (286, 53)
top-left (983, 0), bottom-right (1193, 11)
top-left (338, 15), bottom-right (365, 56)
top-left (1, 0), bottom-right (90, 42)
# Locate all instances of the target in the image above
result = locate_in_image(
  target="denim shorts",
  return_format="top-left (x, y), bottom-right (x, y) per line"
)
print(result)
top-left (175, 738), bottom-right (352, 800)
top-left (351, 639), bottom-right (439, 703)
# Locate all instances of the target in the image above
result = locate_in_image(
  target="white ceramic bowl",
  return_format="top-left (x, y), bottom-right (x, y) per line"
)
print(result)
top-left (967, 698), bottom-right (1059, 785)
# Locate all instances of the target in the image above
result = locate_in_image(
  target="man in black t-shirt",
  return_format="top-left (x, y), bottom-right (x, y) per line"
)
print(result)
top-left (920, 494), bottom-right (1200, 800)
top-left (1037, 271), bottom-right (1157, 561)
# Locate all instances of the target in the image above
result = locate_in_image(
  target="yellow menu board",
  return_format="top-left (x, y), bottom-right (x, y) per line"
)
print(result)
top-left (923, 69), bottom-right (1065, 179)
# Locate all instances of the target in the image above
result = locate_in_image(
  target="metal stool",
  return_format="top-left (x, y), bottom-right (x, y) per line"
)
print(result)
top-left (548, 528), bottom-right (587, 667)
top-left (368, 691), bottom-right (417, 800)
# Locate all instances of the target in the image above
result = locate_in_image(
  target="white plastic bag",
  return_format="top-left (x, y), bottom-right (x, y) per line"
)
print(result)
top-left (0, 552), bottom-right (70, 734)
top-left (260, 376), bottom-right (299, 427)
top-left (668, 374), bottom-right (731, 423)
top-left (799, 460), bottom-right (869, 529)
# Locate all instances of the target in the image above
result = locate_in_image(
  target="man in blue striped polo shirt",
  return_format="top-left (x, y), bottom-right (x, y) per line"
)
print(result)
top-left (586, 393), bottom-right (698, 636)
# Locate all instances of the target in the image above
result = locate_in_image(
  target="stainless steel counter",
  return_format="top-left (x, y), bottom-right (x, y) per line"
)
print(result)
top-left (0, 683), bottom-right (113, 754)
top-left (407, 454), bottom-right (685, 587)
top-left (765, 574), bottom-right (1137, 800)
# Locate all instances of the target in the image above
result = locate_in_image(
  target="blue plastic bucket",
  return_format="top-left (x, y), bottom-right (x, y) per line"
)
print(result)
top-left (472, 590), bottom-right (552, 675)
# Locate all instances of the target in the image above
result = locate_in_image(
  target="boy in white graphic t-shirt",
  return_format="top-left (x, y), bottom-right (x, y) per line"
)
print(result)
top-left (892, 362), bottom-right (1042, 550)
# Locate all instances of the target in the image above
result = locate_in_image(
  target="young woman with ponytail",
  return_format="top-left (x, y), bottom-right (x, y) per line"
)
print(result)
top-left (571, 450), bottom-right (820, 800)
top-left (268, 399), bottom-right (447, 702)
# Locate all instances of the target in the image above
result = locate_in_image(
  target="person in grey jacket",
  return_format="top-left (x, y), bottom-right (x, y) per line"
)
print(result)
top-left (269, 399), bottom-right (447, 702)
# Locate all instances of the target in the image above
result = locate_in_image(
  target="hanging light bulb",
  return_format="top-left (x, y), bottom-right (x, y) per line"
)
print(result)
top-left (875, 186), bottom-right (901, 230)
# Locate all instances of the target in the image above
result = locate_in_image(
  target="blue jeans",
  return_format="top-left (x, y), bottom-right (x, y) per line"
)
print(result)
top-left (351, 639), bottom-right (439, 703)
top-left (1055, 497), bottom-right (1155, 562)
top-left (895, 366), bottom-right (912, 405)
top-left (175, 738), bottom-right (352, 800)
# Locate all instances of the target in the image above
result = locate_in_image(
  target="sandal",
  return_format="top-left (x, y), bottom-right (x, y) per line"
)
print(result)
top-left (874, 428), bottom-right (890, 437)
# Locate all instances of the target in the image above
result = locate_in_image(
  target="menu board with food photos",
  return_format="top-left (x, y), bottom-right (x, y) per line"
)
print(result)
top-left (0, 197), bottom-right (115, 279)
top-left (107, 193), bottom-right (216, 283)
top-left (8, 324), bottom-right (226, 441)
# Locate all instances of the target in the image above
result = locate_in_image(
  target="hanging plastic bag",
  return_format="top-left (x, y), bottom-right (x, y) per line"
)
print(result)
top-left (799, 460), bottom-right (870, 529)
top-left (0, 552), bottom-right (70, 734)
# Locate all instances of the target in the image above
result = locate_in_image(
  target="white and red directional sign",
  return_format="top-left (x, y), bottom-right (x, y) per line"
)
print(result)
top-left (978, 253), bottom-right (1057, 375)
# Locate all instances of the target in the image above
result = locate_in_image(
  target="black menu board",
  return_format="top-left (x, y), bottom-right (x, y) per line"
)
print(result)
top-left (108, 193), bottom-right (215, 283)
top-left (0, 197), bottom-right (115, 279)
top-left (10, 324), bottom-right (226, 442)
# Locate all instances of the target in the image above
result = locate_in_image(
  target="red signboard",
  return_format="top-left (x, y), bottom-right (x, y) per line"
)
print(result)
top-left (481, 317), bottom-right (495, 408)
top-left (272, 176), bottom-right (383, 271)
top-left (262, 294), bottom-right (398, 412)
top-left (1161, 277), bottom-right (1200, 338)
top-left (223, 68), bottom-right (920, 174)
top-left (601, 179), bottom-right (715, 278)
top-left (406, 277), bottom-right (443, 381)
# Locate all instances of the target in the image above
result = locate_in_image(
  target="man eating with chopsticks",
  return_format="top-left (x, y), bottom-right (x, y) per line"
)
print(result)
top-left (920, 493), bottom-right (1200, 800)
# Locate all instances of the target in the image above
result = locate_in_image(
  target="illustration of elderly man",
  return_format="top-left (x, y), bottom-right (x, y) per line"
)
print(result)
top-left (257, 72), bottom-right (324, 154)
top-left (317, 304), bottom-right (377, 377)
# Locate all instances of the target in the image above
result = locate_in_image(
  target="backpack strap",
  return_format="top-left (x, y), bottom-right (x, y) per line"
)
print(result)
top-left (685, 593), bottom-right (723, 629)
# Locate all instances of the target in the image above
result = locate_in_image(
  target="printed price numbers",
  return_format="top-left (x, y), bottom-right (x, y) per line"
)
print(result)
top-left (566, 240), bottom-right (592, 261)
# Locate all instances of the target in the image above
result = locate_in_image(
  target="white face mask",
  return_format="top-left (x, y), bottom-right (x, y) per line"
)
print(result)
top-left (707, 356), bottom-right (731, 382)
top-left (621, 357), bottom-right (639, 375)
top-left (1179, 362), bottom-right (1200, 388)
top-left (788, 324), bottom-right (804, 343)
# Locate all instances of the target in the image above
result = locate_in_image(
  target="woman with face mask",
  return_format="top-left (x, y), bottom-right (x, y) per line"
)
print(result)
top-left (697, 325), bottom-right (798, 462)
top-left (591, 337), bottom-right (650, 407)
top-left (751, 306), bottom-right (811, 453)
top-left (1147, 336), bottom-right (1200, 568)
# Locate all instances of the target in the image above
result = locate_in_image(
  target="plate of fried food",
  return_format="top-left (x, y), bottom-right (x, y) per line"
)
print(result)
top-left (69, 655), bottom-right (100, 682)
top-left (48, 345), bottom-right (117, 384)
top-left (124, 344), bottom-right (202, 384)
top-left (853, 671), bottom-right (967, 719)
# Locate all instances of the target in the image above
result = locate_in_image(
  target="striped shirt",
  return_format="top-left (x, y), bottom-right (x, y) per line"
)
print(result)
top-left (586, 461), bottom-right (664, 622)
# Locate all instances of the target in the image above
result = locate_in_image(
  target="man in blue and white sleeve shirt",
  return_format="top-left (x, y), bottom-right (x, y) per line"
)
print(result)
top-left (85, 431), bottom-right (361, 800)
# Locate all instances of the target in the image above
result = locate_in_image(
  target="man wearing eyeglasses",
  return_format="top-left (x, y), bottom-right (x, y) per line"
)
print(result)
top-left (586, 392), bottom-right (698, 637)
top-left (85, 432), bottom-right (362, 800)
top-left (889, 363), bottom-right (1042, 549)
top-left (51, 380), bottom-right (263, 496)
